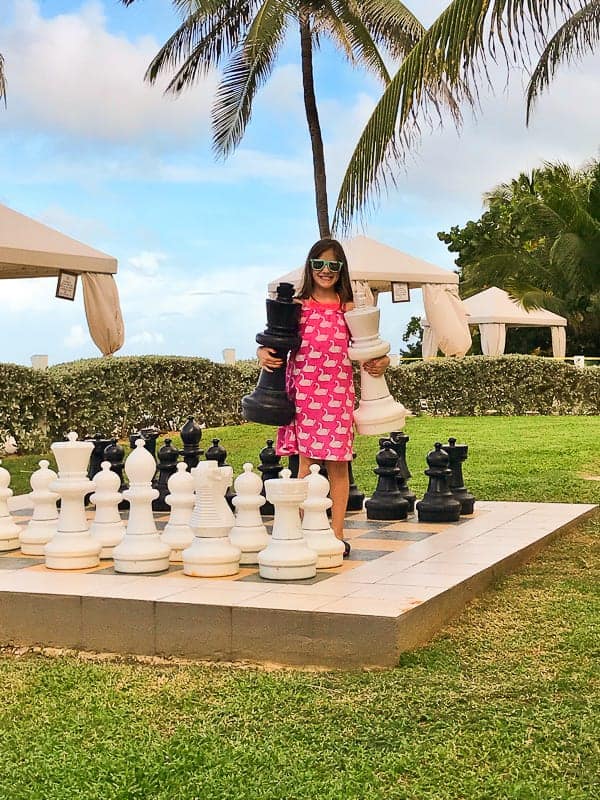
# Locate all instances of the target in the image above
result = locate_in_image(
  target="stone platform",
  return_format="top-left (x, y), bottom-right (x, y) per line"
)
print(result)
top-left (0, 496), bottom-right (595, 668)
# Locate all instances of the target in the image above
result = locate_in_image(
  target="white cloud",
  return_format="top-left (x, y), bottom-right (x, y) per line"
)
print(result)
top-left (129, 330), bottom-right (165, 345)
top-left (128, 251), bottom-right (167, 275)
top-left (2, 0), bottom-right (217, 144)
top-left (64, 324), bottom-right (87, 348)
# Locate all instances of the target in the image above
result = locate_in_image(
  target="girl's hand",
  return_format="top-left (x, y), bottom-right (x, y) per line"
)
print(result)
top-left (363, 355), bottom-right (390, 377)
top-left (257, 346), bottom-right (283, 373)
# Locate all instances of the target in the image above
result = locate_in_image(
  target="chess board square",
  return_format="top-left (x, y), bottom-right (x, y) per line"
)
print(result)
top-left (357, 530), bottom-right (432, 542)
top-left (342, 519), bottom-right (394, 529)
top-left (0, 556), bottom-right (45, 569)
top-left (94, 564), bottom-right (184, 577)
top-left (347, 548), bottom-right (392, 561)
top-left (238, 571), bottom-right (333, 585)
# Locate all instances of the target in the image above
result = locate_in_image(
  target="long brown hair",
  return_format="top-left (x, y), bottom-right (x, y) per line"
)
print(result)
top-left (297, 238), bottom-right (353, 304)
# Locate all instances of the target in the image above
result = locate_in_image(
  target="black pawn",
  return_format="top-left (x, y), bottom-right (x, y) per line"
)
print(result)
top-left (152, 438), bottom-right (180, 512)
top-left (442, 437), bottom-right (476, 515)
top-left (287, 454), bottom-right (299, 478)
top-left (416, 443), bottom-right (461, 523)
top-left (85, 434), bottom-right (112, 505)
top-left (258, 439), bottom-right (283, 515)
top-left (347, 453), bottom-right (365, 512)
top-left (140, 427), bottom-right (160, 460)
top-left (103, 438), bottom-right (129, 511)
top-left (389, 431), bottom-right (416, 513)
top-left (365, 440), bottom-right (409, 521)
top-left (180, 416), bottom-right (203, 471)
top-left (205, 438), bottom-right (236, 511)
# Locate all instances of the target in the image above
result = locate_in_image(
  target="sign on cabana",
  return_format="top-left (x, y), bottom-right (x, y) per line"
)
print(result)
top-left (55, 270), bottom-right (78, 301)
top-left (391, 282), bottom-right (410, 303)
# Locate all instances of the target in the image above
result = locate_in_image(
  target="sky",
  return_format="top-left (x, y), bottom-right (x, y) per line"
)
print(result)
top-left (0, 0), bottom-right (598, 367)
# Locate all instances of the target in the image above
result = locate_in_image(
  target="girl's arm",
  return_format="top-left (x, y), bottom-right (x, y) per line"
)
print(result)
top-left (257, 346), bottom-right (283, 373)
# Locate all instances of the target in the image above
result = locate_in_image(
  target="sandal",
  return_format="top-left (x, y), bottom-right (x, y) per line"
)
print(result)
top-left (342, 539), bottom-right (351, 559)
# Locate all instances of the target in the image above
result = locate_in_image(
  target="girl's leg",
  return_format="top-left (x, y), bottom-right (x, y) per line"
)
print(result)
top-left (298, 454), bottom-right (320, 478)
top-left (324, 460), bottom-right (350, 541)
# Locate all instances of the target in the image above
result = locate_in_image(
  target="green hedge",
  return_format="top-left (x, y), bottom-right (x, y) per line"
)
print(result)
top-left (1, 355), bottom-right (599, 453)
top-left (387, 355), bottom-right (600, 415)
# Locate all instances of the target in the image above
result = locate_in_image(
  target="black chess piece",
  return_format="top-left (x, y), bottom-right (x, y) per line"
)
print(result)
top-left (180, 416), bottom-right (203, 471)
top-left (442, 437), bottom-right (476, 515)
top-left (416, 442), bottom-right (461, 523)
top-left (346, 453), bottom-right (365, 512)
top-left (287, 453), bottom-right (299, 478)
top-left (389, 430), bottom-right (416, 513)
top-left (103, 438), bottom-right (129, 510)
top-left (85, 434), bottom-right (112, 505)
top-left (128, 430), bottom-right (159, 460)
top-left (152, 438), bottom-right (180, 512)
top-left (242, 282), bottom-right (301, 425)
top-left (258, 438), bottom-right (283, 515)
top-left (365, 440), bottom-right (409, 520)
top-left (205, 438), bottom-right (236, 510)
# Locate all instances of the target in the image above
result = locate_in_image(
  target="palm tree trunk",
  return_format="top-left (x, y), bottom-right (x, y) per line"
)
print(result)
top-left (299, 12), bottom-right (330, 239)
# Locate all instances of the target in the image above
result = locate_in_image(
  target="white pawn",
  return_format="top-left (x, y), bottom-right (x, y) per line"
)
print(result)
top-left (161, 462), bottom-right (195, 563)
top-left (20, 459), bottom-right (59, 555)
top-left (45, 432), bottom-right (101, 569)
top-left (89, 461), bottom-right (125, 559)
top-left (183, 460), bottom-right (240, 577)
top-left (258, 468), bottom-right (317, 580)
top-left (112, 439), bottom-right (170, 573)
top-left (302, 465), bottom-right (344, 568)
top-left (229, 463), bottom-right (269, 565)
top-left (0, 459), bottom-right (20, 552)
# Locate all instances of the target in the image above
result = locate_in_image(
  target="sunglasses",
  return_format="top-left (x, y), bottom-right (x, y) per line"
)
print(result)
top-left (310, 258), bottom-right (343, 273)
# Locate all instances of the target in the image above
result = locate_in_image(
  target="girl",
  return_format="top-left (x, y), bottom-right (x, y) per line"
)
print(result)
top-left (258, 238), bottom-right (389, 557)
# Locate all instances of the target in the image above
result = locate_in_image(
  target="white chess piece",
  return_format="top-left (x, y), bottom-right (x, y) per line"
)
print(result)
top-left (229, 463), bottom-right (269, 565)
top-left (20, 459), bottom-right (59, 555)
top-left (0, 459), bottom-right (20, 552)
top-left (344, 287), bottom-right (407, 434)
top-left (89, 461), bottom-right (125, 559)
top-left (112, 439), bottom-right (170, 573)
top-left (183, 460), bottom-right (240, 577)
top-left (301, 465), bottom-right (344, 568)
top-left (258, 468), bottom-right (317, 580)
top-left (44, 432), bottom-right (102, 569)
top-left (161, 462), bottom-right (195, 562)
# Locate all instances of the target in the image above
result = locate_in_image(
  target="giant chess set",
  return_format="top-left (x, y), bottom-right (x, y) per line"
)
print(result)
top-left (1, 424), bottom-right (594, 668)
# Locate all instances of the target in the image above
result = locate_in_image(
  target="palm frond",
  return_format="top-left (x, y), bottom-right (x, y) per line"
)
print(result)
top-left (333, 0), bottom-right (577, 231)
top-left (526, 1), bottom-right (600, 121)
top-left (320, 0), bottom-right (390, 82)
top-left (352, 0), bottom-right (426, 58)
top-left (0, 53), bottom-right (6, 106)
top-left (145, 1), bottom-right (259, 89)
top-left (212, 0), bottom-right (291, 156)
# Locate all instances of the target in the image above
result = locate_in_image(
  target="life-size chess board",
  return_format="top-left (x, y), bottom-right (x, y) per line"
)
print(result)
top-left (1, 498), bottom-right (596, 668)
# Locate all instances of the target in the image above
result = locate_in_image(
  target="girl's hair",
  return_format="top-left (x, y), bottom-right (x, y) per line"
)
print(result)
top-left (297, 238), bottom-right (354, 304)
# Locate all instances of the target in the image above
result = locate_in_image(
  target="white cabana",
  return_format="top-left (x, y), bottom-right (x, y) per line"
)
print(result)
top-left (268, 235), bottom-right (471, 357)
top-left (422, 286), bottom-right (567, 357)
top-left (0, 203), bottom-right (124, 356)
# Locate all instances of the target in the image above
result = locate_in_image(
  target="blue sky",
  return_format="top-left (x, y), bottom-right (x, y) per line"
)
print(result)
top-left (1, 0), bottom-right (598, 366)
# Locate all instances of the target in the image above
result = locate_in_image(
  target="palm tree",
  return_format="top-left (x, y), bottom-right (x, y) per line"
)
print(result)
top-left (334, 0), bottom-right (600, 231)
top-left (121, 0), bottom-right (429, 238)
top-left (441, 160), bottom-right (600, 352)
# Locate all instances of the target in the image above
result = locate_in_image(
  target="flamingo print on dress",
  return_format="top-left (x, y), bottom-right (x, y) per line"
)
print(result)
top-left (277, 297), bottom-right (354, 461)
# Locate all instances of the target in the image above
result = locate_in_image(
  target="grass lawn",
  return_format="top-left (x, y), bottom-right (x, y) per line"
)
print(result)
top-left (0, 416), bottom-right (598, 799)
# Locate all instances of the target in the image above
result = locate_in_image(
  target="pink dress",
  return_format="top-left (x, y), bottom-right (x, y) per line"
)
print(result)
top-left (276, 298), bottom-right (355, 461)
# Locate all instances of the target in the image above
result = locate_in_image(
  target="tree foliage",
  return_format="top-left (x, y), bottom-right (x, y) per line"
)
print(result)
top-left (334, 0), bottom-right (600, 231)
top-left (438, 159), bottom-right (600, 355)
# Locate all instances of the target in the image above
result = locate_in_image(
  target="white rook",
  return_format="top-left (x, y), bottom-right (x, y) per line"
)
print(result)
top-left (259, 468), bottom-right (317, 580)
top-left (344, 288), bottom-right (407, 435)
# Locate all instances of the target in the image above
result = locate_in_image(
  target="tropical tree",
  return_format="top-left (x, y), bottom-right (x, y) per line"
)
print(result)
top-left (334, 0), bottom-right (600, 230)
top-left (121, 0), bottom-right (434, 238)
top-left (438, 159), bottom-right (600, 354)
